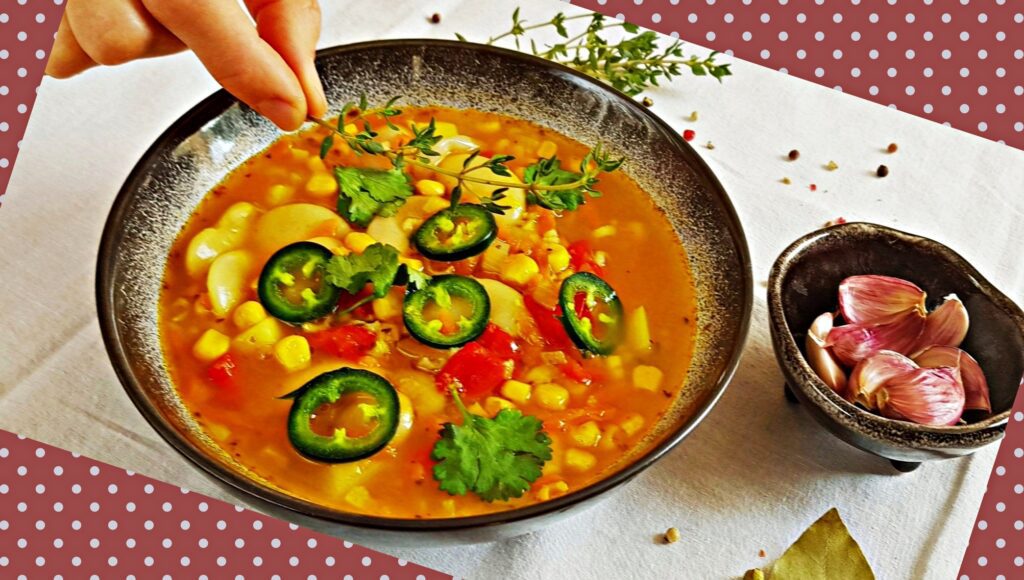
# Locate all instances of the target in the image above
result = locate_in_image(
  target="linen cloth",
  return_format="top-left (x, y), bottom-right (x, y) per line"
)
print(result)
top-left (2, 1), bottom-right (1022, 578)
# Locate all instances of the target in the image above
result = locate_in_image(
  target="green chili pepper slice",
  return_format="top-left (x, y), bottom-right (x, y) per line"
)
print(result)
top-left (412, 204), bottom-right (497, 261)
top-left (558, 272), bottom-right (623, 355)
top-left (257, 241), bottom-right (341, 324)
top-left (403, 275), bottom-right (490, 348)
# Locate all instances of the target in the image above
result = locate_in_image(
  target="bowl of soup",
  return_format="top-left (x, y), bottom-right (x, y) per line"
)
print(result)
top-left (97, 40), bottom-right (752, 545)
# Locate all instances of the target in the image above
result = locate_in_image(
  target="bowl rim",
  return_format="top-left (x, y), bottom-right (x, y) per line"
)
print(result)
top-left (96, 38), bottom-right (754, 532)
top-left (768, 221), bottom-right (1017, 438)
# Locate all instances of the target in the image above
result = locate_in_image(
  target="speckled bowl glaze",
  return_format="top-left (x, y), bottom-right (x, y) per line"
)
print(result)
top-left (97, 40), bottom-right (753, 545)
top-left (768, 222), bottom-right (1022, 472)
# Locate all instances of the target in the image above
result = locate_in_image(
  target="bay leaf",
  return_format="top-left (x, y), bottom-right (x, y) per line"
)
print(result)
top-left (769, 508), bottom-right (875, 580)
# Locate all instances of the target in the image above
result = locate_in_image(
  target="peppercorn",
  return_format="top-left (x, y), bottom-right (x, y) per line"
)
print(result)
top-left (682, 129), bottom-right (695, 142)
top-left (430, 13), bottom-right (441, 24)
top-left (788, 149), bottom-right (800, 160)
top-left (877, 164), bottom-right (890, 177)
top-left (887, 142), bottom-right (898, 153)
top-left (641, 96), bottom-right (653, 107)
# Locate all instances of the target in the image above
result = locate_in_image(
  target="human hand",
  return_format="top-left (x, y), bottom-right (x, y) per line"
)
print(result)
top-left (46, 0), bottom-right (327, 130)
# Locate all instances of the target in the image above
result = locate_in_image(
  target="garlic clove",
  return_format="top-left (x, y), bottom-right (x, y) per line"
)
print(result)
top-left (876, 367), bottom-right (965, 426)
top-left (838, 275), bottom-right (927, 325)
top-left (826, 309), bottom-right (926, 367)
top-left (848, 351), bottom-right (918, 408)
top-left (913, 345), bottom-right (991, 413)
top-left (914, 294), bottom-right (970, 350)
top-left (805, 312), bottom-right (848, 395)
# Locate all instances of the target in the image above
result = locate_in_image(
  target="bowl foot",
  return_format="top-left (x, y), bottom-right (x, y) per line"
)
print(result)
top-left (784, 383), bottom-right (799, 404)
top-left (890, 460), bottom-right (921, 473)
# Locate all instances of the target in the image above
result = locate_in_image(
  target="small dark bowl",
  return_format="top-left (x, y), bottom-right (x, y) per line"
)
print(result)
top-left (768, 222), bottom-right (1022, 472)
top-left (97, 40), bottom-right (752, 545)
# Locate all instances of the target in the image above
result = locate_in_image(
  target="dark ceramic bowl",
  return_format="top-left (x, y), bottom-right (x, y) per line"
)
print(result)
top-left (768, 222), bottom-right (1022, 472)
top-left (96, 40), bottom-right (752, 545)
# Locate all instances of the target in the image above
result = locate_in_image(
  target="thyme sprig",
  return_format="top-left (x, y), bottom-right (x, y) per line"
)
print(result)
top-left (308, 98), bottom-right (623, 213)
top-left (460, 9), bottom-right (731, 96)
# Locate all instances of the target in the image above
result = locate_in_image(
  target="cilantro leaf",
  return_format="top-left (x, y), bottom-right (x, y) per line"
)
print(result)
top-left (324, 243), bottom-right (401, 299)
top-left (523, 156), bottom-right (590, 211)
top-left (432, 391), bottom-right (552, 502)
top-left (335, 167), bottom-right (413, 227)
top-left (402, 265), bottom-right (432, 292)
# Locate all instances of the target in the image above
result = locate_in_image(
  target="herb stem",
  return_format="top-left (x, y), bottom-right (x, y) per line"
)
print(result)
top-left (486, 13), bottom-right (593, 45)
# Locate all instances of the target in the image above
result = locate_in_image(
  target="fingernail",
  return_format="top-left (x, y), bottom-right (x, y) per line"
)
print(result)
top-left (256, 98), bottom-right (304, 131)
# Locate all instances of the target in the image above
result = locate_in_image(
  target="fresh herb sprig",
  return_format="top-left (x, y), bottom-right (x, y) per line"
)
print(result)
top-left (432, 388), bottom-right (552, 502)
top-left (462, 9), bottom-right (731, 96)
top-left (324, 242), bottom-right (430, 314)
top-left (308, 97), bottom-right (623, 216)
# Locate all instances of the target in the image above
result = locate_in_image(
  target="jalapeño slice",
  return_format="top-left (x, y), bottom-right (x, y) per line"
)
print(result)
top-left (257, 242), bottom-right (341, 324)
top-left (403, 275), bottom-right (490, 348)
top-left (558, 272), bottom-right (623, 356)
top-left (412, 204), bottom-right (497, 261)
top-left (284, 368), bottom-right (400, 463)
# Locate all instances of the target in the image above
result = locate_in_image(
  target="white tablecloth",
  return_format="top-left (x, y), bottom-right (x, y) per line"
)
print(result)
top-left (2, 1), bottom-right (1022, 578)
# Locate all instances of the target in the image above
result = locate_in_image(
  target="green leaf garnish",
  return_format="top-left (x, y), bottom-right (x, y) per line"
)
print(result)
top-left (432, 390), bottom-right (552, 502)
top-left (335, 167), bottom-right (413, 227)
top-left (324, 242), bottom-right (401, 299)
top-left (524, 156), bottom-right (588, 211)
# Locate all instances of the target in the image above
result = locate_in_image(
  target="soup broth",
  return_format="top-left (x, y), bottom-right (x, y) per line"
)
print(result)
top-left (159, 106), bottom-right (698, 518)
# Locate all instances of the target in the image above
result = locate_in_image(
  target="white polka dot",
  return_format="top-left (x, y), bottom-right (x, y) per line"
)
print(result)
top-left (162, 538), bottom-right (173, 548)
top-left (235, 538), bottom-right (245, 548)
top-left (651, 13), bottom-right (661, 24)
top-left (742, 31), bottom-right (752, 41)
top-left (181, 520), bottom-right (190, 531)
top-left (107, 520), bottom-right (118, 531)
top-left (89, 466), bottom-right (100, 476)
top-left (181, 557), bottom-right (190, 567)
top-left (1015, 448), bottom-right (1024, 458)
top-left (143, 520), bottom-right (154, 530)
top-left (814, 67), bottom-right (825, 78)
top-left (17, 31), bottom-right (27, 42)
top-left (778, 31), bottom-right (788, 41)
top-left (942, 86), bottom-right (953, 96)
top-left (887, 68), bottom-right (897, 78)
top-left (960, 31), bottom-right (970, 41)
top-left (16, 466), bottom-right (27, 476)
top-left (923, 31), bottom-right (934, 41)
top-left (833, 49), bottom-right (842, 59)
top-left (198, 502), bottom-right (208, 512)
top-left (814, 31), bottom-right (825, 41)
top-left (362, 556), bottom-right (373, 566)
top-left (272, 538), bottom-right (282, 548)
top-left (760, 13), bottom-right (770, 23)
top-left (851, 67), bottom-right (861, 78)
top-left (796, 49), bottom-right (806, 59)
top-left (942, 49), bottom-right (952, 60)
top-left (977, 122), bottom-right (987, 132)
top-left (997, 538), bottom-right (1007, 548)
top-left (53, 466), bottom-right (63, 476)
top-left (53, 502), bottom-right (62, 512)
top-left (796, 13), bottom-right (807, 24)
top-left (906, 86), bottom-right (916, 96)
top-left (924, 67), bottom-right (934, 78)
top-left (960, 68), bottom-right (970, 78)
top-left (851, 31), bottom-right (861, 41)
top-left (199, 538), bottom-right (209, 548)
top-left (961, 104), bottom-right (970, 114)
top-left (71, 521), bottom-right (81, 531)
top-left (869, 49), bottom-right (879, 60)
top-left (980, 556), bottom-right (988, 567)
top-left (253, 556), bottom-right (263, 567)
top-left (217, 520), bottom-right (227, 530)
top-left (290, 557), bottom-right (300, 567)
top-left (706, 31), bottom-right (715, 42)
top-left (89, 502), bottom-right (100, 512)
top-left (687, 13), bottom-right (697, 24)
top-left (942, 13), bottom-right (952, 23)
top-left (1015, 122), bottom-right (1023, 132)
top-left (161, 502), bottom-right (172, 512)
top-left (997, 104), bottom-right (1007, 114)
top-left (979, 520), bottom-right (989, 530)
top-left (761, 49), bottom-right (771, 60)
top-left (143, 484), bottom-right (154, 494)
top-left (217, 557), bottom-right (227, 567)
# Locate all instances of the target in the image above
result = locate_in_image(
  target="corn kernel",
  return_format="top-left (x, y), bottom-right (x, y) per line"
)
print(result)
top-left (500, 254), bottom-right (540, 286)
top-left (467, 402), bottom-right (487, 416)
top-left (415, 179), bottom-right (446, 196)
top-left (234, 317), bottom-right (283, 354)
top-left (484, 396), bottom-right (516, 417)
top-left (232, 301), bottom-right (267, 330)
top-left (627, 306), bottom-right (653, 351)
top-left (633, 365), bottom-right (664, 391)
top-left (307, 154), bottom-right (328, 173)
top-left (273, 335), bottom-right (311, 372)
top-left (207, 422), bottom-right (231, 442)
top-left (599, 425), bottom-right (623, 451)
top-left (372, 293), bottom-right (402, 320)
top-left (524, 365), bottom-right (557, 384)
top-left (620, 413), bottom-right (645, 436)
top-left (422, 196), bottom-right (450, 215)
top-left (544, 243), bottom-right (571, 272)
top-left (266, 184), bottom-right (295, 206)
top-left (192, 329), bottom-right (230, 362)
top-left (565, 449), bottom-right (597, 472)
top-left (478, 120), bottom-right (502, 134)
top-left (569, 421), bottom-right (602, 447)
top-left (435, 121), bottom-right (458, 139)
top-left (399, 257), bottom-right (425, 271)
top-left (342, 122), bottom-right (358, 135)
top-left (593, 224), bottom-right (617, 239)
top-left (535, 480), bottom-right (569, 501)
top-left (307, 236), bottom-right (348, 255)
top-left (500, 380), bottom-right (532, 404)
top-left (289, 147), bottom-right (310, 161)
top-left (537, 140), bottom-right (558, 159)
top-left (344, 232), bottom-right (377, 253)
top-left (441, 499), bottom-right (457, 516)
top-left (534, 383), bottom-right (569, 411)
top-left (606, 355), bottom-right (625, 380)
top-left (306, 173), bottom-right (338, 197)
top-left (344, 486), bottom-right (372, 509)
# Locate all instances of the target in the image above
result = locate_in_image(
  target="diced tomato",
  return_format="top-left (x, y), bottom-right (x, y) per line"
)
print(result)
top-left (573, 292), bottom-right (593, 321)
top-left (207, 354), bottom-right (238, 390)
top-left (337, 288), bottom-right (374, 319)
top-left (524, 295), bottom-right (573, 349)
top-left (568, 240), bottom-right (604, 276)
top-left (536, 210), bottom-right (557, 235)
top-left (308, 324), bottom-right (377, 360)
top-left (476, 323), bottom-right (521, 361)
top-left (559, 356), bottom-right (602, 386)
top-left (435, 342), bottom-right (508, 399)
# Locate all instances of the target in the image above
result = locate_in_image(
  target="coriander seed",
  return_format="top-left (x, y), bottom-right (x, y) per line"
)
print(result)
top-left (887, 143), bottom-right (898, 153)
top-left (788, 149), bottom-right (800, 161)
top-left (877, 164), bottom-right (890, 177)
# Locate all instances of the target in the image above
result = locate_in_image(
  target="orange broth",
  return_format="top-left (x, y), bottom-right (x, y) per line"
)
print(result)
top-left (159, 106), bottom-right (698, 518)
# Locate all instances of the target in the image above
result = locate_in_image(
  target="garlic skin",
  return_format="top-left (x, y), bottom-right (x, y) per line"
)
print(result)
top-left (838, 275), bottom-right (927, 325)
top-left (806, 312), bottom-right (848, 395)
top-left (826, 309), bottom-right (926, 367)
top-left (915, 294), bottom-right (970, 351)
top-left (876, 367), bottom-right (965, 426)
top-left (913, 345), bottom-right (991, 413)
top-left (848, 351), bottom-right (918, 408)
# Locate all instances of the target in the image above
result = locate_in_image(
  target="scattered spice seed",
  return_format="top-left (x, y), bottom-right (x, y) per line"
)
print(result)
top-left (887, 142), bottom-right (899, 153)
top-left (788, 149), bottom-right (800, 161)
top-left (689, 110), bottom-right (699, 121)
top-left (641, 96), bottom-right (653, 107)
top-left (826, 160), bottom-right (839, 171)
top-left (744, 569), bottom-right (766, 580)
top-left (664, 527), bottom-right (681, 544)
top-left (430, 13), bottom-right (441, 23)
top-left (759, 549), bottom-right (767, 558)
top-left (877, 164), bottom-right (890, 177)
top-left (682, 129), bottom-right (696, 142)
top-left (705, 141), bottom-right (715, 150)
top-left (810, 183), bottom-right (818, 191)
top-left (781, 177), bottom-right (792, 185)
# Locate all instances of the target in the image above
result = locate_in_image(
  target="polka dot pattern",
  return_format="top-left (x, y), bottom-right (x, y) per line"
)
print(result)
top-left (574, 1), bottom-right (1024, 149)
top-left (0, 0), bottom-right (65, 206)
top-left (0, 431), bottom-right (448, 578)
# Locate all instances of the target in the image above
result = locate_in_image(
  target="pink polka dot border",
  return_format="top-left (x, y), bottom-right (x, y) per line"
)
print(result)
top-left (0, 430), bottom-right (449, 578)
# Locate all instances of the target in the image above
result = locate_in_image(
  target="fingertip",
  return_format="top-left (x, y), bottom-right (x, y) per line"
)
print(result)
top-left (256, 97), bottom-right (307, 131)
